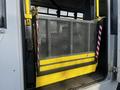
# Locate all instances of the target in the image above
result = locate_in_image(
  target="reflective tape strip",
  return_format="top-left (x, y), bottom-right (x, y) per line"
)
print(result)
top-left (40, 52), bottom-right (95, 66)
top-left (40, 58), bottom-right (95, 72)
top-left (95, 24), bottom-right (103, 59)
top-left (36, 64), bottom-right (97, 88)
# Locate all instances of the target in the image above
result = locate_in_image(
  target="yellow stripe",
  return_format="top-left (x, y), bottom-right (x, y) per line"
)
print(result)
top-left (40, 58), bottom-right (94, 72)
top-left (36, 64), bottom-right (97, 88)
top-left (40, 52), bottom-right (95, 65)
top-left (25, 0), bottom-right (32, 19)
top-left (96, 0), bottom-right (100, 17)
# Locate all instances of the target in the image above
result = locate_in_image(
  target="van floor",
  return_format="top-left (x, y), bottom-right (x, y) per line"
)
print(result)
top-left (37, 72), bottom-right (105, 90)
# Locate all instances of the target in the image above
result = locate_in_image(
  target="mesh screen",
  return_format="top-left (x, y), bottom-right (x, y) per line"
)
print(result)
top-left (38, 20), bottom-right (48, 59)
top-left (48, 21), bottom-right (71, 57)
top-left (37, 18), bottom-right (97, 60)
top-left (89, 23), bottom-right (97, 51)
top-left (73, 22), bottom-right (89, 53)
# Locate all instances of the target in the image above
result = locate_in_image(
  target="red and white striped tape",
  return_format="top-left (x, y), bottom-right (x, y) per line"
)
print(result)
top-left (95, 24), bottom-right (103, 59)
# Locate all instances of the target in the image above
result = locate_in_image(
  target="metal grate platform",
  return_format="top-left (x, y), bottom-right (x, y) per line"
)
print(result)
top-left (36, 72), bottom-right (105, 90)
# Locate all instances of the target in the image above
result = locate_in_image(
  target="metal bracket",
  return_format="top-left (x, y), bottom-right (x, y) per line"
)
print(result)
top-left (112, 66), bottom-right (118, 73)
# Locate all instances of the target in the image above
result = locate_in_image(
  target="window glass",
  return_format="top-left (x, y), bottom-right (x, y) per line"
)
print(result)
top-left (0, 0), bottom-right (6, 28)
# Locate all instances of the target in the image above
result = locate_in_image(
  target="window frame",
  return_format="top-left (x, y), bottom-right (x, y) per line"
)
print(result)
top-left (0, 0), bottom-right (7, 28)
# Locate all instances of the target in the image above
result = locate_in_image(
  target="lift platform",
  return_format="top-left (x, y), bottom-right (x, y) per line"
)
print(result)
top-left (23, 0), bottom-right (107, 89)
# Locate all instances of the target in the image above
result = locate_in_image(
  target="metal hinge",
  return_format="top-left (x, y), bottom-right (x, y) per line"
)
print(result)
top-left (112, 66), bottom-right (118, 73)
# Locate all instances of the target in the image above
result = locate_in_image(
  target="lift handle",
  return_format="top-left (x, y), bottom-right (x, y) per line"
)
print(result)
top-left (25, 0), bottom-right (32, 20)
top-left (96, 0), bottom-right (100, 17)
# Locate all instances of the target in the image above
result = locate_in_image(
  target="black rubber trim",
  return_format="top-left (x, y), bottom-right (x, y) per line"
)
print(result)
top-left (20, 0), bottom-right (36, 90)
top-left (20, 0), bottom-right (27, 89)
top-left (111, 0), bottom-right (118, 35)
top-left (49, 0), bottom-right (60, 9)
top-left (37, 61), bottom-right (96, 76)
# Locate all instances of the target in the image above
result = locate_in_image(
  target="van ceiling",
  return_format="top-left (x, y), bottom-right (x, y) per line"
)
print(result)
top-left (31, 0), bottom-right (94, 13)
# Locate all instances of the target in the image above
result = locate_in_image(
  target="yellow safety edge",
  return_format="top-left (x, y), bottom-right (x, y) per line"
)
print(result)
top-left (40, 58), bottom-right (94, 72)
top-left (40, 52), bottom-right (95, 65)
top-left (36, 64), bottom-right (97, 88)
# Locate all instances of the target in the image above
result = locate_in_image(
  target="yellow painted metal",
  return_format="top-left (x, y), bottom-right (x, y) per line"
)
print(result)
top-left (40, 52), bottom-right (95, 65)
top-left (36, 64), bottom-right (97, 88)
top-left (25, 19), bottom-right (32, 26)
top-left (25, 0), bottom-right (32, 19)
top-left (40, 58), bottom-right (94, 72)
top-left (96, 0), bottom-right (100, 17)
